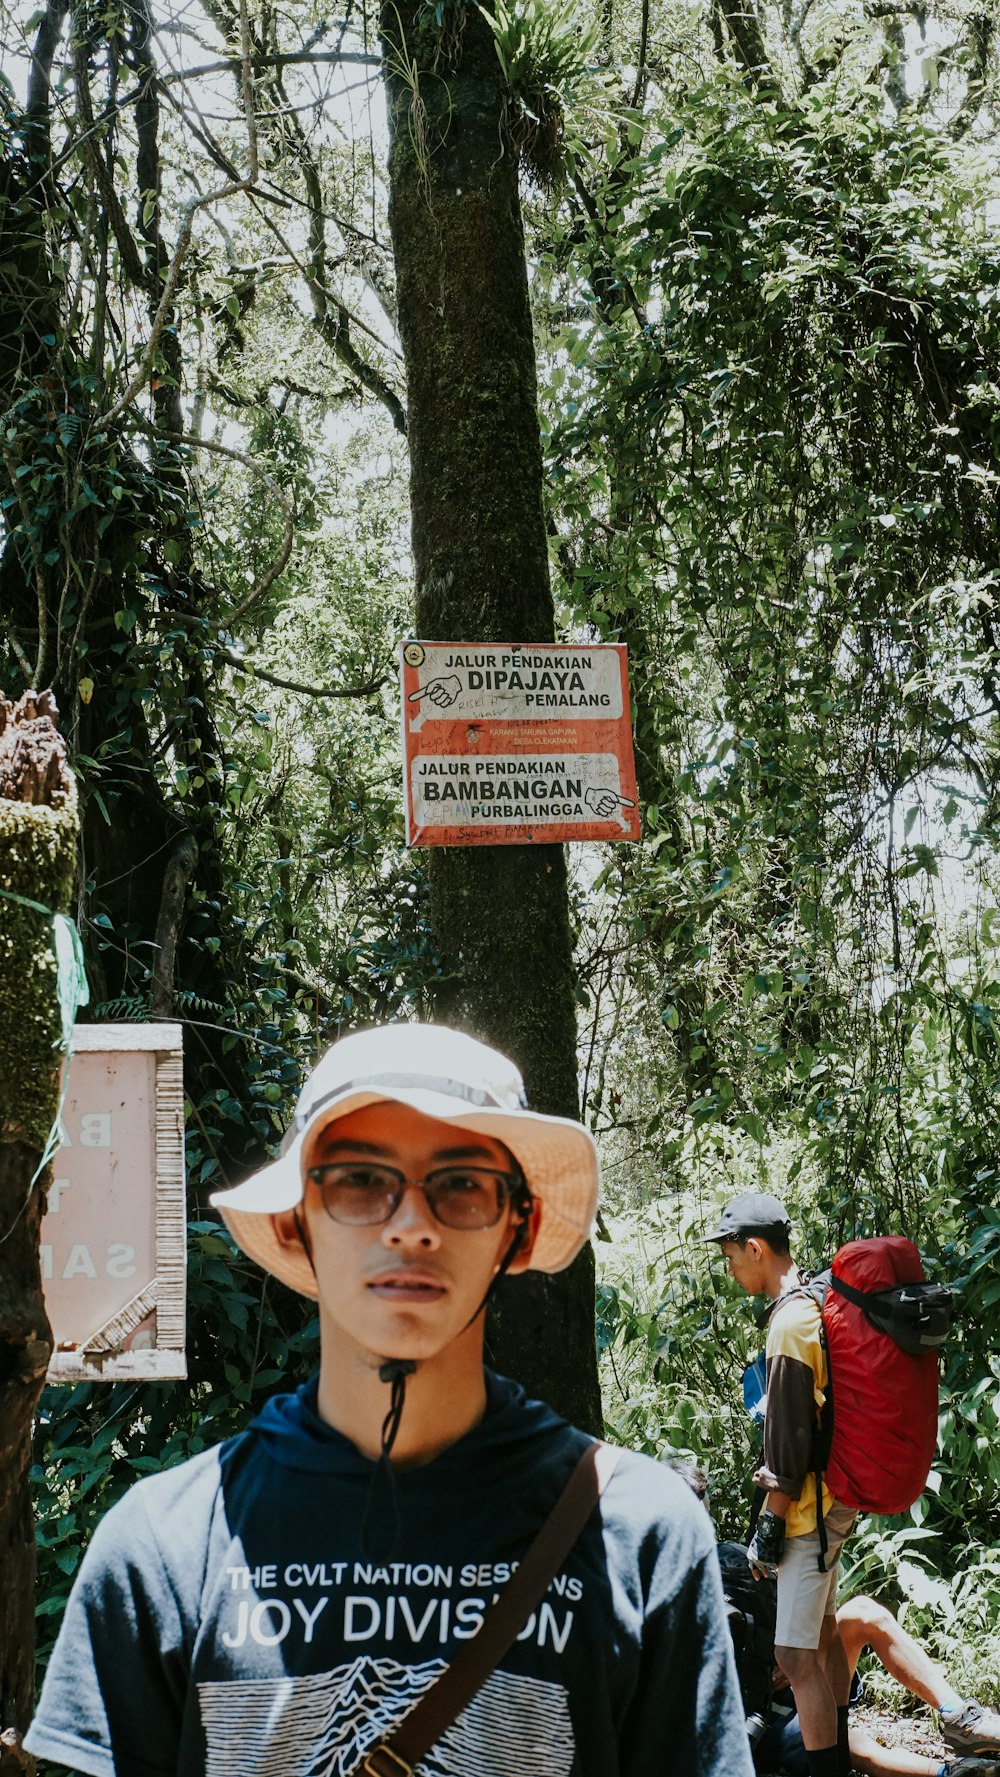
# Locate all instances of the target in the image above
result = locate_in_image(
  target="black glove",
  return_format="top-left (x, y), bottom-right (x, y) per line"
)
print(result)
top-left (747, 1511), bottom-right (786, 1579)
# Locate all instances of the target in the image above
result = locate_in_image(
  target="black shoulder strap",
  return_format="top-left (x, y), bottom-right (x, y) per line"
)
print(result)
top-left (814, 1308), bottom-right (832, 1573)
top-left (828, 1273), bottom-right (871, 1312)
top-left (360, 1441), bottom-right (622, 1777)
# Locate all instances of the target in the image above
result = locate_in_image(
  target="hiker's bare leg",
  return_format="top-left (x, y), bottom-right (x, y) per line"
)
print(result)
top-left (837, 1597), bottom-right (950, 1711)
top-left (777, 1643), bottom-right (838, 1749)
top-left (819, 1612), bottom-right (852, 1706)
top-left (848, 1725), bottom-right (940, 1777)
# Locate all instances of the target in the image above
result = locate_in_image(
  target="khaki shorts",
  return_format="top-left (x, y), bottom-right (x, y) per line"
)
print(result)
top-left (775, 1500), bottom-right (857, 1650)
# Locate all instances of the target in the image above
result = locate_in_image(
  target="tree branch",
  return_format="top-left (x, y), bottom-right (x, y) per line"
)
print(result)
top-left (25, 0), bottom-right (67, 166)
top-left (315, 305), bottom-right (407, 433)
top-left (234, 27), bottom-right (407, 431)
top-left (132, 427), bottom-right (294, 621)
top-left (71, 22), bottom-right (149, 289)
top-left (146, 605), bottom-right (387, 699)
top-left (948, 12), bottom-right (993, 138)
top-left (569, 172), bottom-right (648, 329)
top-left (630, 0), bottom-right (650, 109)
top-left (101, 0), bottom-right (261, 433)
top-left (150, 826), bottom-right (197, 1019)
top-left (130, 0), bottom-right (188, 443)
top-left (159, 48), bottom-right (381, 82)
top-left (716, 0), bottom-right (782, 94)
top-left (201, 644), bottom-right (387, 699)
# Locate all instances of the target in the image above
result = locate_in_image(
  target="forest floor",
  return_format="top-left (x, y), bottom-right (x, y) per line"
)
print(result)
top-left (853, 1699), bottom-right (944, 1761)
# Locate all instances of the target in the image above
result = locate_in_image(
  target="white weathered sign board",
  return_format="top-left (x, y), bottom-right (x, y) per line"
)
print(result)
top-left (42, 1024), bottom-right (187, 1382)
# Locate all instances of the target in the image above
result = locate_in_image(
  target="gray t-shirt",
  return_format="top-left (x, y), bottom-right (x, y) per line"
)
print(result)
top-left (27, 1372), bottom-right (753, 1777)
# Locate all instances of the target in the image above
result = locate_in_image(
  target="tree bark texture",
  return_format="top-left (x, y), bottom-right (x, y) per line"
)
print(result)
top-left (380, 0), bottom-right (602, 1434)
top-left (0, 690), bottom-right (78, 1768)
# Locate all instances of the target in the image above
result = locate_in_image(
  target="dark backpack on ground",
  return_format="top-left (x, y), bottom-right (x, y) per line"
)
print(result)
top-left (717, 1540), bottom-right (775, 1719)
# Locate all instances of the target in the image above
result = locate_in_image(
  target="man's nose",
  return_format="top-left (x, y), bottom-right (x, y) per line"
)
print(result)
top-left (382, 1182), bottom-right (441, 1245)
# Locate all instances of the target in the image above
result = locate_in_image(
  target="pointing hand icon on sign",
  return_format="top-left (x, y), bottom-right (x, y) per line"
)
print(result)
top-left (409, 675), bottom-right (461, 709)
top-left (408, 675), bottom-right (462, 731)
top-left (584, 788), bottom-right (637, 826)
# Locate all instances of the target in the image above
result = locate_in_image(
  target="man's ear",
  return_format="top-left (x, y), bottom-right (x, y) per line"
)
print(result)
top-left (273, 1207), bottom-right (306, 1253)
top-left (746, 1237), bottom-right (762, 1261)
top-left (505, 1195), bottom-right (543, 1275)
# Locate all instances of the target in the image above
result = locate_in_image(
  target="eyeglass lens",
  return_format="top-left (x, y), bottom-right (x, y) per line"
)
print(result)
top-left (309, 1163), bottom-right (513, 1229)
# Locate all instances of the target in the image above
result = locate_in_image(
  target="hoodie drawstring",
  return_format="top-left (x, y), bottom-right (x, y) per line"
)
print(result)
top-left (360, 1358), bottom-right (416, 1556)
top-left (378, 1358), bottom-right (416, 1460)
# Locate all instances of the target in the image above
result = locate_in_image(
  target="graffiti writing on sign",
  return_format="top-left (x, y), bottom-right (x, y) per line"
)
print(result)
top-left (400, 643), bottom-right (640, 847)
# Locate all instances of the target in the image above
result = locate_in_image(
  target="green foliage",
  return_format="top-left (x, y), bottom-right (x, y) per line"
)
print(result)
top-left (543, 40), bottom-right (1000, 1604)
top-left (596, 1215), bottom-right (761, 1538)
top-left (841, 1519), bottom-right (1000, 1707)
top-left (483, 0), bottom-right (608, 184)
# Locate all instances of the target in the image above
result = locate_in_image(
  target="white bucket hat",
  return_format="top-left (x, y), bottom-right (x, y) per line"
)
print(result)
top-left (211, 1023), bottom-right (600, 1297)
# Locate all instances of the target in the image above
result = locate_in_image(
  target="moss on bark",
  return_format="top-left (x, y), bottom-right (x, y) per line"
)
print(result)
top-left (381, 0), bottom-right (602, 1432)
top-left (0, 789), bottom-right (78, 1144)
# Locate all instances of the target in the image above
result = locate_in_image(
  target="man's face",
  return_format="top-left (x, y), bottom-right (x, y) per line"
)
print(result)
top-left (719, 1237), bottom-right (767, 1295)
top-left (275, 1100), bottom-right (537, 1364)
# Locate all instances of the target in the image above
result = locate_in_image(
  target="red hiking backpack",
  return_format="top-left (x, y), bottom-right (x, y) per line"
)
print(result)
top-left (815, 1236), bottom-right (951, 1517)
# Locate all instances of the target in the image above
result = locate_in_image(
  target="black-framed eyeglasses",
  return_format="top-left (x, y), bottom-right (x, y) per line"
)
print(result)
top-left (305, 1162), bottom-right (521, 1230)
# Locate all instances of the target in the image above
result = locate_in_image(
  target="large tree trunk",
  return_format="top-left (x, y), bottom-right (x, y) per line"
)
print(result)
top-left (380, 0), bottom-right (602, 1433)
top-left (0, 691), bottom-right (78, 1770)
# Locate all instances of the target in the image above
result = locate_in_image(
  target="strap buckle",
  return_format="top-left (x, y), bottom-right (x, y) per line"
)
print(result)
top-left (362, 1747), bottom-right (414, 1777)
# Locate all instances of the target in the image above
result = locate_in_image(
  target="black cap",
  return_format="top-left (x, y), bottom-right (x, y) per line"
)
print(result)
top-left (700, 1192), bottom-right (792, 1244)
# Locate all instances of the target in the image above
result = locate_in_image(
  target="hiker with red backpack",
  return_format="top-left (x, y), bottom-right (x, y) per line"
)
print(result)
top-left (703, 1193), bottom-right (955, 1777)
top-left (28, 1024), bottom-right (753, 1776)
top-left (703, 1193), bottom-right (860, 1777)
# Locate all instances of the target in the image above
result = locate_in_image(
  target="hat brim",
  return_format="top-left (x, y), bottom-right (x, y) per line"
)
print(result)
top-left (212, 1087), bottom-right (598, 1297)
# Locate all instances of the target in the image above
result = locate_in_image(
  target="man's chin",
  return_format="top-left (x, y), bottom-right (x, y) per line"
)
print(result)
top-left (351, 1307), bottom-right (477, 1367)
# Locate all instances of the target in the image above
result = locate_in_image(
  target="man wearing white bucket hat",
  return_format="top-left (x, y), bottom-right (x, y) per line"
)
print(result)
top-left (28, 1023), bottom-right (752, 1777)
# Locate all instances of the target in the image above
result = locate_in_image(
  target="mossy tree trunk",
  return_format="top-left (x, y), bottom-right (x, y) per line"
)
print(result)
top-left (0, 691), bottom-right (78, 1771)
top-left (379, 0), bottom-right (602, 1433)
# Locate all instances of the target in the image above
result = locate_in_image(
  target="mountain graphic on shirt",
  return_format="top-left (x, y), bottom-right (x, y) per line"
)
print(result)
top-left (197, 1654), bottom-right (575, 1776)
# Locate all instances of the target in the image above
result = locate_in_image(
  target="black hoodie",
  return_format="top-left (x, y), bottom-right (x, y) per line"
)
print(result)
top-left (28, 1371), bottom-right (752, 1777)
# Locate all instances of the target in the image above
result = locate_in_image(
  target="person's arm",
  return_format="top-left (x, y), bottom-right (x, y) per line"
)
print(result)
top-left (757, 1298), bottom-right (823, 1502)
top-left (24, 1486), bottom-right (190, 1776)
top-left (756, 1486), bottom-right (794, 1520)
